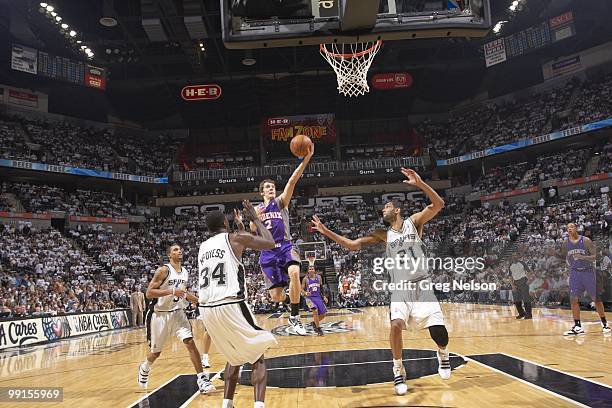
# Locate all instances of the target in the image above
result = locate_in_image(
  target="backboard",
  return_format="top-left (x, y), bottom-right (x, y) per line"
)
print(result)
top-left (222, 0), bottom-right (492, 49)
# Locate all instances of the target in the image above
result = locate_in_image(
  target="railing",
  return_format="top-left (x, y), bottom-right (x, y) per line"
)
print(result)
top-left (176, 156), bottom-right (427, 182)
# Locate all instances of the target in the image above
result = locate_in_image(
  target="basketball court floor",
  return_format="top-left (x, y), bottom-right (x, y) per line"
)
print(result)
top-left (0, 303), bottom-right (610, 407)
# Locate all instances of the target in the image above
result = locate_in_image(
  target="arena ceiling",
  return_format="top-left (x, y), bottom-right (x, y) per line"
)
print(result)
top-left (1, 0), bottom-right (611, 127)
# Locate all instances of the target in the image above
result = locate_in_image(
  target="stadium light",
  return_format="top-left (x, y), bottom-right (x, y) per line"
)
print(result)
top-left (69, 30), bottom-right (76, 37)
top-left (493, 21), bottom-right (507, 33)
top-left (51, 11), bottom-right (57, 17)
top-left (46, 5), bottom-right (54, 12)
top-left (56, 16), bottom-right (62, 22)
top-left (61, 23), bottom-right (68, 30)
top-left (40, 2), bottom-right (48, 8)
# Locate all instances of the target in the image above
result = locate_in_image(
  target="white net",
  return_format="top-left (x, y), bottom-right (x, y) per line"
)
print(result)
top-left (320, 40), bottom-right (382, 97)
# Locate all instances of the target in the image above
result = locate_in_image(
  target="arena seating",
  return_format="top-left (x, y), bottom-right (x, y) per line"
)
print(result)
top-left (1, 75), bottom-right (612, 180)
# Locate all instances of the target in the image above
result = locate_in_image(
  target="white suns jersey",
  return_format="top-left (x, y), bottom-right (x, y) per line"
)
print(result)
top-left (386, 218), bottom-right (429, 283)
top-left (198, 233), bottom-right (245, 307)
top-left (153, 263), bottom-right (189, 312)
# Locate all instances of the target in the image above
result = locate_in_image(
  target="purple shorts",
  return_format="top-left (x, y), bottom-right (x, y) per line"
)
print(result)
top-left (306, 296), bottom-right (327, 315)
top-left (569, 269), bottom-right (597, 299)
top-left (260, 242), bottom-right (300, 289)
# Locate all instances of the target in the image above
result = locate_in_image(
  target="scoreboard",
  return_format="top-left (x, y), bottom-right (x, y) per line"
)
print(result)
top-left (11, 45), bottom-right (106, 91)
top-left (504, 21), bottom-right (551, 58)
top-left (38, 51), bottom-right (85, 85)
top-left (484, 11), bottom-right (576, 67)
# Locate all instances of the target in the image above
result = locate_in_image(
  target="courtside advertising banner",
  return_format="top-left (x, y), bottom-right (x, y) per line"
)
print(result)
top-left (262, 114), bottom-right (337, 144)
top-left (0, 310), bottom-right (130, 351)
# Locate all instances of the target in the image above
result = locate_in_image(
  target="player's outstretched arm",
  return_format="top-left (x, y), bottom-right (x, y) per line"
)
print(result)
top-left (311, 215), bottom-right (385, 251)
top-left (235, 200), bottom-right (275, 250)
top-left (278, 143), bottom-right (314, 208)
top-left (145, 266), bottom-right (183, 298)
top-left (402, 168), bottom-right (445, 229)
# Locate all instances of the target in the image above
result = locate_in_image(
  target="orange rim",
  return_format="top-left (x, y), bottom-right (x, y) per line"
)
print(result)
top-left (320, 40), bottom-right (382, 59)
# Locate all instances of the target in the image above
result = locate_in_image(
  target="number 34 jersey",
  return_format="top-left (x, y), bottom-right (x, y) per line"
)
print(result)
top-left (198, 233), bottom-right (246, 307)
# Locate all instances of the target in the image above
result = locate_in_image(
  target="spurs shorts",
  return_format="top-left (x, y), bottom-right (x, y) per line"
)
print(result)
top-left (146, 309), bottom-right (193, 353)
top-left (199, 301), bottom-right (277, 366)
top-left (389, 280), bottom-right (444, 330)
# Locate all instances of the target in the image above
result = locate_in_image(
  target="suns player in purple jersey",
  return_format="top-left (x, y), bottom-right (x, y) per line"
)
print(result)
top-left (250, 143), bottom-right (314, 335)
top-left (302, 265), bottom-right (327, 336)
top-left (560, 223), bottom-right (610, 335)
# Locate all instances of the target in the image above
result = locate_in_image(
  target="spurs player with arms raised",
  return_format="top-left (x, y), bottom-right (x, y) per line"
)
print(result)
top-left (312, 168), bottom-right (451, 396)
top-left (138, 244), bottom-right (214, 394)
top-left (251, 143), bottom-right (315, 335)
top-left (199, 201), bottom-right (277, 408)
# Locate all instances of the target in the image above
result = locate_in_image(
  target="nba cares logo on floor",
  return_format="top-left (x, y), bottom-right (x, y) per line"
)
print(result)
top-left (181, 84), bottom-right (222, 101)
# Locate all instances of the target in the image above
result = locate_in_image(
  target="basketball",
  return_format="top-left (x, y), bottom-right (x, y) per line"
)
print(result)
top-left (290, 134), bottom-right (312, 157)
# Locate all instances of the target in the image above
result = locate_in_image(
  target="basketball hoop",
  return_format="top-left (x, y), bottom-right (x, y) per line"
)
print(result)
top-left (306, 256), bottom-right (316, 267)
top-left (320, 40), bottom-right (382, 98)
top-left (305, 250), bottom-right (317, 267)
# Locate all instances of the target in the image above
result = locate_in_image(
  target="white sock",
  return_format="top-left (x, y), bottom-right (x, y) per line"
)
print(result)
top-left (202, 353), bottom-right (209, 359)
top-left (438, 347), bottom-right (449, 357)
top-left (393, 359), bottom-right (403, 369)
top-left (142, 360), bottom-right (152, 370)
top-left (222, 399), bottom-right (233, 408)
top-left (254, 401), bottom-right (265, 408)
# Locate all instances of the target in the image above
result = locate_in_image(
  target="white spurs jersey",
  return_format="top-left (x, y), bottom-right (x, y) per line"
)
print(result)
top-left (153, 263), bottom-right (189, 312)
top-left (386, 217), bottom-right (429, 283)
top-left (198, 233), bottom-right (245, 307)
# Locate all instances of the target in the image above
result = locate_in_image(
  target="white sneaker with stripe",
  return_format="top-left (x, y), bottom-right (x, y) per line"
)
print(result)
top-left (437, 349), bottom-right (451, 380)
top-left (138, 362), bottom-right (150, 389)
top-left (393, 364), bottom-right (407, 395)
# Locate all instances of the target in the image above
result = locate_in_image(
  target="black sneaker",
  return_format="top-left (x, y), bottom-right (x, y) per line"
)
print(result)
top-left (515, 315), bottom-right (525, 320)
top-left (523, 315), bottom-right (533, 320)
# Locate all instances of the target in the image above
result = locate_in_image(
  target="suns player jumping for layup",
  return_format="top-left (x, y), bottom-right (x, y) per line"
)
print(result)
top-left (199, 201), bottom-right (278, 408)
top-left (251, 143), bottom-right (315, 335)
top-left (312, 168), bottom-right (451, 396)
top-left (138, 244), bottom-right (215, 394)
top-left (560, 223), bottom-right (610, 336)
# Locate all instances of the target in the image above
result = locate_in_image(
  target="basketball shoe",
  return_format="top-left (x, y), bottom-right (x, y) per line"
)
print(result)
top-left (202, 354), bottom-right (210, 368)
top-left (563, 325), bottom-right (585, 336)
top-left (603, 324), bottom-right (611, 334)
top-left (393, 365), bottom-right (408, 395)
top-left (437, 349), bottom-right (451, 380)
top-left (197, 372), bottom-right (216, 394)
top-left (138, 362), bottom-right (150, 388)
top-left (288, 315), bottom-right (307, 336)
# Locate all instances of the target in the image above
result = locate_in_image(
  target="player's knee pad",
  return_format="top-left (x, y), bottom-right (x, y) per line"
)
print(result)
top-left (428, 325), bottom-right (449, 348)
